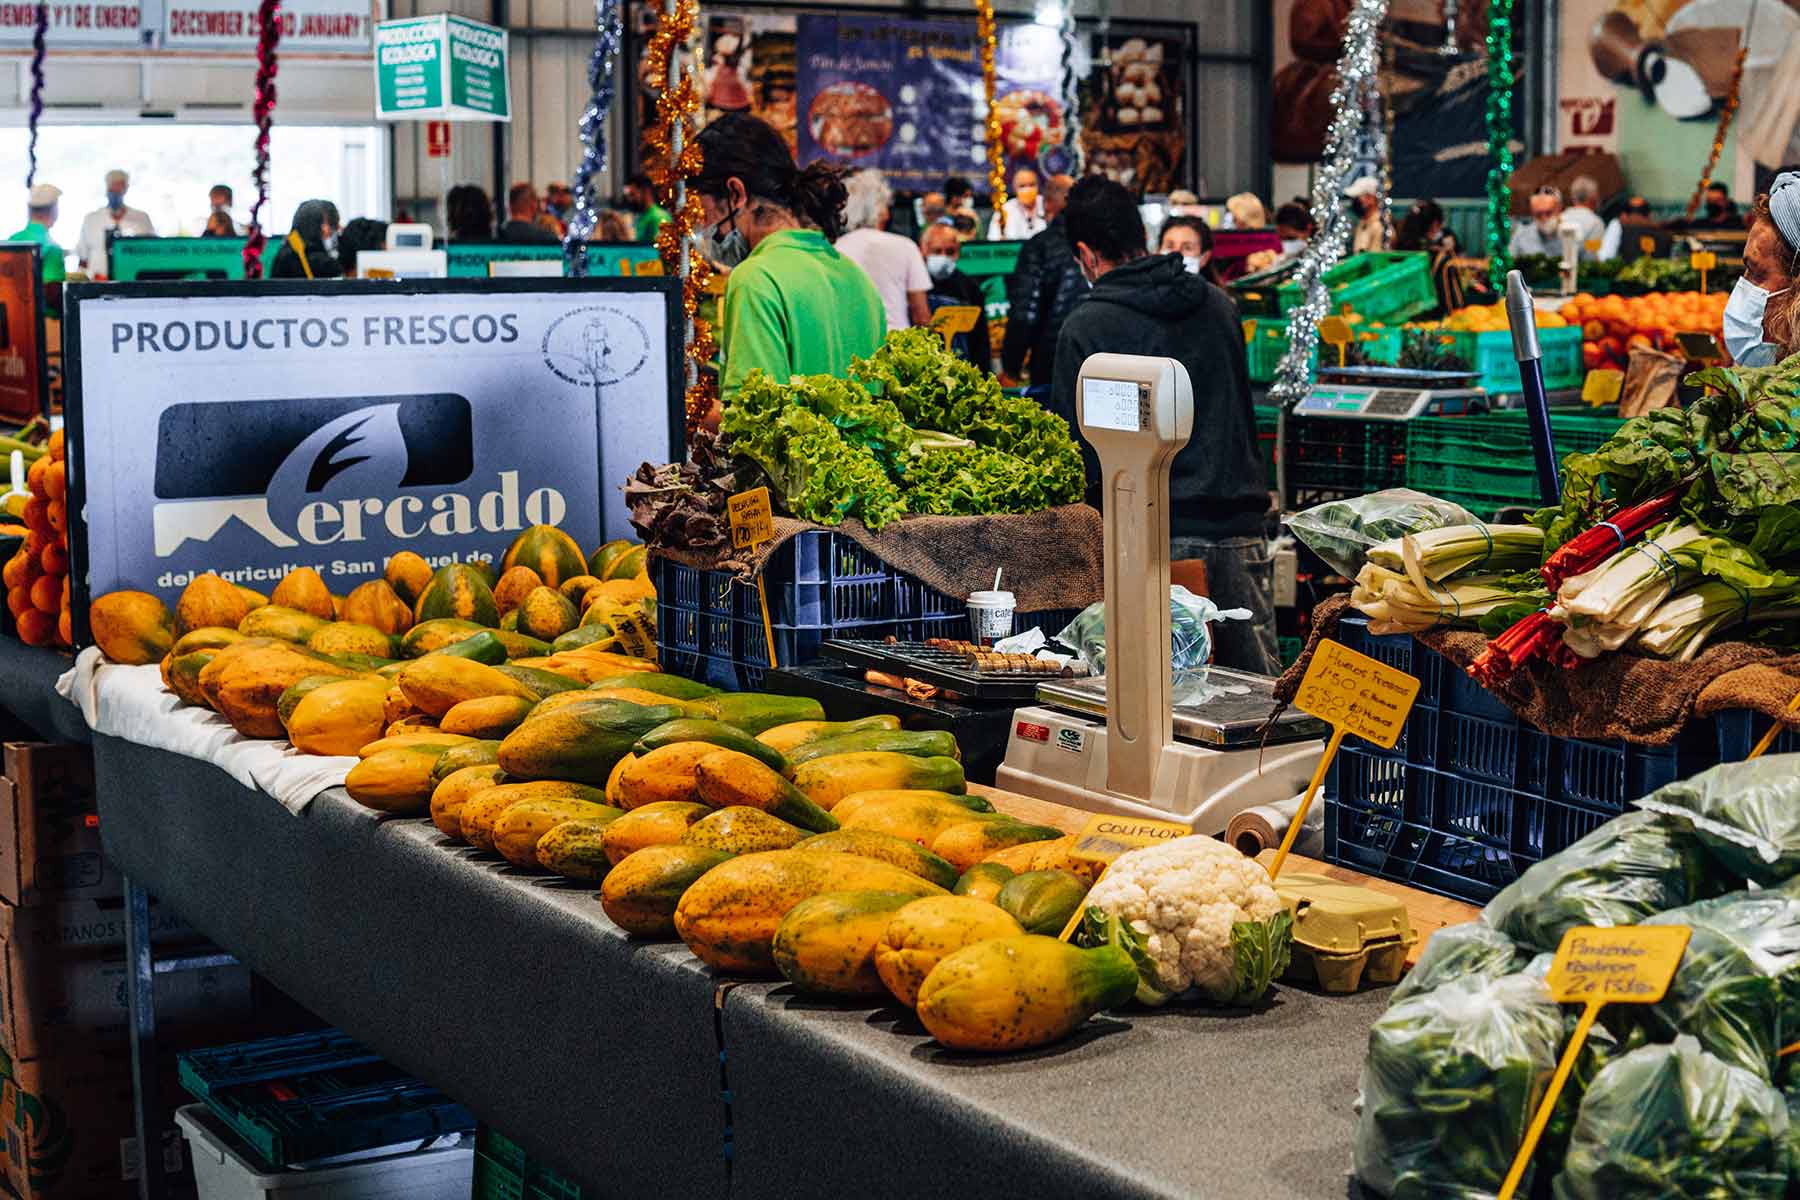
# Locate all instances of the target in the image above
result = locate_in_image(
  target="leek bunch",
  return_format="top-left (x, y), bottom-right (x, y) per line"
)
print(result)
top-left (1350, 524), bottom-right (1548, 634)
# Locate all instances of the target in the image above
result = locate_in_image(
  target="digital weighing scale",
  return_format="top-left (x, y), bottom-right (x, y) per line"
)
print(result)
top-left (1294, 365), bottom-right (1487, 421)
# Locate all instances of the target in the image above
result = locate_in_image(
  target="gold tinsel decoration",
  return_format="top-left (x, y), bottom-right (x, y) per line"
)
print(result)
top-left (643, 0), bottom-right (717, 434)
top-left (976, 0), bottom-right (1006, 215)
top-left (1682, 47), bottom-right (1746, 222)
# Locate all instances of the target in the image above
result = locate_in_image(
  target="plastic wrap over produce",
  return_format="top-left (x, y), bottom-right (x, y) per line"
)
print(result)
top-left (1054, 586), bottom-right (1247, 674)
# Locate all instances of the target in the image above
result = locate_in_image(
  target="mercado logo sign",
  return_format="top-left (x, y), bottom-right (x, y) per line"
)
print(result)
top-left (64, 281), bottom-right (682, 620)
top-left (375, 14), bottom-right (509, 121)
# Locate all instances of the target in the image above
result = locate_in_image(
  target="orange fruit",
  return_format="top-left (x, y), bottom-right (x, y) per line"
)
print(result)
top-left (42, 461), bottom-right (65, 504)
top-left (1, 552), bottom-right (26, 591)
top-left (45, 502), bottom-right (64, 535)
top-left (29, 573), bottom-right (59, 614)
top-left (55, 609), bottom-right (71, 647)
top-left (46, 429), bottom-right (63, 460)
top-left (20, 497), bottom-right (45, 533)
top-left (15, 608), bottom-right (53, 646)
top-left (39, 541), bottom-right (66, 576)
top-left (7, 585), bottom-right (33, 619)
top-left (25, 455), bottom-right (47, 498)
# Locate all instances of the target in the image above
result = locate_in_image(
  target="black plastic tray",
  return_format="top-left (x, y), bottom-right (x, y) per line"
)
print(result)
top-left (819, 639), bottom-right (1080, 701)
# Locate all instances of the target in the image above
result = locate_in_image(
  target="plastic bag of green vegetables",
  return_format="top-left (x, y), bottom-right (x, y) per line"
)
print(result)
top-left (1391, 922), bottom-right (1529, 1004)
top-left (1055, 586), bottom-right (1247, 674)
top-left (1553, 1036), bottom-right (1789, 1200)
top-left (1482, 811), bottom-right (1714, 956)
top-left (1636, 755), bottom-right (1800, 887)
top-left (1285, 489), bottom-right (1475, 578)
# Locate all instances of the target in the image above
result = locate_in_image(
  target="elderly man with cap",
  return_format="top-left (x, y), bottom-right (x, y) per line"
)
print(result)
top-left (1347, 176), bottom-right (1385, 253)
top-left (74, 168), bottom-right (156, 280)
top-left (8, 184), bottom-right (66, 285)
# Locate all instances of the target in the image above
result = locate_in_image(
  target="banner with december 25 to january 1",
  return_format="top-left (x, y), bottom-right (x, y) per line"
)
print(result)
top-left (0, 0), bottom-right (372, 51)
top-left (64, 279), bottom-right (682, 626)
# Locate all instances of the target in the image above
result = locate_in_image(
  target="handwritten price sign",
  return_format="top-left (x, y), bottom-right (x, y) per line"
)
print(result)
top-left (727, 487), bottom-right (775, 551)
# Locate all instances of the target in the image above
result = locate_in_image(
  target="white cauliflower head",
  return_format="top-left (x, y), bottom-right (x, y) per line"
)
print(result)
top-left (1085, 835), bottom-right (1285, 1004)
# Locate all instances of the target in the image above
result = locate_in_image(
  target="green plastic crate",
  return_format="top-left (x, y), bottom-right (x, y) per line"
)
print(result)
top-left (1276, 252), bottom-right (1437, 325)
top-left (1440, 325), bottom-right (1584, 395)
top-left (1404, 410), bottom-right (1627, 517)
top-left (473, 1129), bottom-right (583, 1200)
top-left (1279, 635), bottom-right (1304, 667)
top-left (1254, 404), bottom-right (1279, 488)
top-left (1243, 317), bottom-right (1403, 385)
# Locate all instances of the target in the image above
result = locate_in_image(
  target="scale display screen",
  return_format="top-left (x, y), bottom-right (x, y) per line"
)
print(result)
top-left (1083, 378), bottom-right (1144, 432)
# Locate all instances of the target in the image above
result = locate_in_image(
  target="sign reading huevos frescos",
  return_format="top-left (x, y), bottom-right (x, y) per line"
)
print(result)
top-left (63, 279), bottom-right (681, 636)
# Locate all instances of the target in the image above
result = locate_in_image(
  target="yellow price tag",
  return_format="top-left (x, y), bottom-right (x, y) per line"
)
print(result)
top-left (1497, 925), bottom-right (1691, 1200)
top-left (1580, 368), bottom-right (1623, 407)
top-left (1689, 250), bottom-right (1717, 271)
top-left (1055, 814), bottom-right (1193, 942)
top-left (1317, 315), bottom-right (1352, 346)
top-left (1583, 238), bottom-right (1601, 254)
top-left (727, 487), bottom-right (775, 550)
top-left (1267, 640), bottom-right (1421, 881)
top-left (1638, 235), bottom-right (1657, 255)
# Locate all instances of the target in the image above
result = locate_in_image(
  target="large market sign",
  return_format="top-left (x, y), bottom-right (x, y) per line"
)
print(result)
top-left (375, 15), bottom-right (511, 121)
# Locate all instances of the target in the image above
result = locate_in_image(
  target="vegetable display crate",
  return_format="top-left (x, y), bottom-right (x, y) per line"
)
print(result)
top-left (1715, 710), bottom-right (1800, 762)
top-left (1404, 410), bottom-right (1627, 518)
top-left (1323, 618), bottom-right (1707, 904)
top-left (1439, 324), bottom-right (1584, 395)
top-left (1285, 416), bottom-right (1410, 500)
top-left (177, 1031), bottom-right (476, 1169)
top-left (652, 531), bottom-right (1077, 692)
top-left (472, 1128), bottom-right (583, 1200)
top-left (1275, 252), bottom-right (1437, 325)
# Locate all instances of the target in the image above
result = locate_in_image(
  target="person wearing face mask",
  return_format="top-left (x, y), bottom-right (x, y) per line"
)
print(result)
top-left (1000, 173), bottom-right (1085, 387)
top-left (919, 222), bottom-right (992, 371)
top-left (1158, 216), bottom-right (1219, 285)
top-left (836, 169), bottom-right (932, 333)
top-left (1598, 195), bottom-right (1656, 262)
top-left (268, 199), bottom-right (343, 280)
top-left (196, 184), bottom-right (246, 236)
top-left (694, 113), bottom-right (884, 406)
top-left (1273, 201), bottom-right (1313, 260)
top-left (1724, 173), bottom-right (1800, 368)
top-left (1346, 176), bottom-right (1385, 254)
top-left (988, 167), bottom-right (1047, 240)
top-left (75, 169), bottom-right (156, 281)
top-left (1690, 182), bottom-right (1741, 231)
top-left (1047, 177), bottom-right (1276, 674)
top-left (1394, 199), bottom-right (1492, 315)
top-left (1508, 185), bottom-right (1569, 259)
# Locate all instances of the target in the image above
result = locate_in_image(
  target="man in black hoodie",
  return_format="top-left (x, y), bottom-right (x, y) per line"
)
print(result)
top-left (1049, 177), bottom-right (1278, 675)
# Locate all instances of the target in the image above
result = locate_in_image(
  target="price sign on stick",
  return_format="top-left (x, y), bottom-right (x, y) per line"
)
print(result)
top-left (1581, 368), bottom-right (1623, 408)
top-left (1496, 924), bottom-right (1691, 1200)
top-left (1056, 814), bottom-right (1191, 941)
top-left (1318, 315), bottom-right (1352, 368)
top-left (727, 487), bottom-right (775, 550)
top-left (1690, 250), bottom-right (1717, 293)
top-left (1267, 640), bottom-right (1420, 880)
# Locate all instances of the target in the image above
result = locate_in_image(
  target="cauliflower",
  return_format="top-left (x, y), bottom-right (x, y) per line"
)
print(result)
top-left (1081, 836), bottom-right (1292, 1007)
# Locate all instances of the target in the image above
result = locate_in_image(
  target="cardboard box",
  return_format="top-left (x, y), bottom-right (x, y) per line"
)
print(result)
top-left (0, 744), bottom-right (115, 908)
top-left (0, 898), bottom-right (252, 1062)
top-left (0, 1046), bottom-right (185, 1200)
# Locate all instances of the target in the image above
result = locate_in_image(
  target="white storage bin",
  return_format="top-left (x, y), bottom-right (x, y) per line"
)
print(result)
top-left (176, 1105), bottom-right (473, 1200)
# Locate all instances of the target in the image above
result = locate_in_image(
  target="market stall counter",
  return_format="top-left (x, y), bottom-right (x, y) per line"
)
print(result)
top-left (0, 639), bottom-right (87, 743)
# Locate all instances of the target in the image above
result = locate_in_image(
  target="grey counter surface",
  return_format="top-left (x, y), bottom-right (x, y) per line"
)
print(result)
top-left (0, 638), bottom-right (87, 743)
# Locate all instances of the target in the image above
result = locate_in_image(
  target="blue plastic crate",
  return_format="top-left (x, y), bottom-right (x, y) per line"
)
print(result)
top-left (1716, 710), bottom-right (1800, 762)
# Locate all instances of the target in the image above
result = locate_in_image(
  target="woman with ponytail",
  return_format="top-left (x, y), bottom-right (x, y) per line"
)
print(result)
top-left (693, 113), bottom-right (886, 400)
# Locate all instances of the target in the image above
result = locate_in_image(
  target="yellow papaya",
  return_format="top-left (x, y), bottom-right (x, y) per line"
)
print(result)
top-left (931, 819), bottom-right (1065, 873)
top-left (616, 742), bottom-right (714, 809)
top-left (606, 751), bottom-right (635, 806)
top-left (460, 781), bottom-right (607, 851)
top-left (772, 890), bottom-right (921, 997)
top-left (166, 650), bottom-right (218, 707)
top-left (238, 605), bottom-right (329, 644)
top-left (170, 626), bottom-right (246, 657)
top-left (794, 829), bottom-right (960, 890)
top-left (429, 764), bottom-right (505, 839)
top-left (536, 818), bottom-right (619, 880)
top-left (693, 750), bottom-right (838, 833)
top-left (952, 862), bottom-right (1015, 905)
top-left (873, 895), bottom-right (1025, 1009)
top-left (397, 656), bottom-right (536, 718)
top-left (358, 731), bottom-right (475, 757)
top-left (384, 551), bottom-right (433, 608)
top-left (492, 798), bottom-right (623, 869)
top-left (269, 567), bottom-right (336, 619)
top-left (286, 677), bottom-right (391, 757)
top-left (341, 579), bottom-right (413, 635)
top-left (683, 806), bottom-right (810, 855)
top-left (515, 586), bottom-right (578, 641)
top-left (306, 622), bottom-right (397, 660)
top-left (211, 645), bottom-right (360, 738)
top-left (558, 575), bottom-right (604, 610)
top-left (345, 744), bottom-right (453, 814)
top-left (915, 936), bottom-right (1137, 1052)
top-left (601, 844), bottom-right (733, 937)
top-left (440, 694), bottom-right (536, 738)
top-left (428, 739), bottom-right (503, 785)
top-left (600, 801), bottom-right (710, 865)
top-left (984, 834), bottom-right (1103, 886)
top-left (492, 566), bottom-right (544, 617)
top-left (792, 753), bottom-right (965, 811)
top-left (175, 573), bottom-right (252, 637)
top-left (89, 591), bottom-right (174, 665)
top-left (757, 716), bottom-right (901, 755)
top-left (836, 792), bottom-right (1005, 848)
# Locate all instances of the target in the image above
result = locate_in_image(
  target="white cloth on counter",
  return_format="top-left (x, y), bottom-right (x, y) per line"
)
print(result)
top-left (56, 648), bottom-right (357, 815)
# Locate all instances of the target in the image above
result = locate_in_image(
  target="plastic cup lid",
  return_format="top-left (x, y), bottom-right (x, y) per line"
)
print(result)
top-left (967, 590), bottom-right (1016, 605)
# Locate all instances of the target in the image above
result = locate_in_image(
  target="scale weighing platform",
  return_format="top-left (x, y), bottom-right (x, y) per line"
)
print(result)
top-left (1295, 365), bottom-right (1486, 421)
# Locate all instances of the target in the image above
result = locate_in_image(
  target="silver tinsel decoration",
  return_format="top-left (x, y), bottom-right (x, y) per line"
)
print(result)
top-left (1270, 0), bottom-right (1390, 408)
top-left (1058, 3), bottom-right (1083, 175)
top-left (563, 0), bottom-right (623, 276)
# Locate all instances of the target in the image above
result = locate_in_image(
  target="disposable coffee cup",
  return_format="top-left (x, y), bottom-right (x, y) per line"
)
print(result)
top-left (966, 590), bottom-right (1016, 646)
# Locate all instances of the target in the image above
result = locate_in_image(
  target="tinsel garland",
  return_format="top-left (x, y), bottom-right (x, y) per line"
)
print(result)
top-left (1057, 5), bottom-right (1082, 175)
top-left (243, 0), bottom-right (282, 279)
top-left (976, 0), bottom-right (1006, 213)
top-left (25, 3), bottom-right (46, 190)
top-left (1680, 47), bottom-right (1747, 222)
top-left (643, 0), bottom-right (716, 433)
top-left (564, 0), bottom-right (622, 275)
top-left (1270, 0), bottom-right (1389, 407)
top-left (1484, 0), bottom-right (1517, 291)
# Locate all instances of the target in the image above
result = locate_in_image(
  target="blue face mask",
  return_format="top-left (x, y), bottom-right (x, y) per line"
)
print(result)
top-left (1724, 277), bottom-right (1787, 367)
top-left (106, 190), bottom-right (125, 212)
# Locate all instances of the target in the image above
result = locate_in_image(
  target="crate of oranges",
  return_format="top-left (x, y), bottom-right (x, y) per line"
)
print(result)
top-left (1559, 291), bottom-right (1729, 372)
top-left (2, 428), bottom-right (70, 650)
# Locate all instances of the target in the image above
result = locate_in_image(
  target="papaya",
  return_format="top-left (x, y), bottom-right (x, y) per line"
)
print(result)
top-left (772, 890), bottom-right (920, 998)
top-left (488, 630), bottom-right (555, 660)
top-left (983, 834), bottom-right (1103, 886)
top-left (383, 551), bottom-right (434, 608)
top-left (601, 844), bottom-right (733, 937)
top-left (170, 627), bottom-right (245, 657)
top-left (166, 650), bottom-right (217, 707)
top-left (587, 539), bottom-right (634, 580)
top-left (237, 586), bottom-right (269, 611)
top-left (829, 789), bottom-right (991, 825)
top-left (430, 764), bottom-right (505, 839)
top-left (615, 742), bottom-right (712, 809)
top-left (210, 645), bottom-right (361, 738)
top-left (195, 638), bottom-right (282, 710)
top-left (792, 754), bottom-right (966, 811)
top-left (794, 829), bottom-right (960, 890)
top-left (358, 731), bottom-right (476, 757)
top-left (492, 566), bottom-right (544, 617)
top-left (269, 567), bottom-right (335, 619)
top-left (398, 656), bottom-right (537, 718)
top-left (88, 590), bottom-right (173, 665)
top-left (757, 715), bottom-right (902, 755)
top-left (492, 664), bottom-right (582, 699)
top-left (175, 573), bottom-right (252, 637)
top-left (558, 575), bottom-right (604, 610)
top-left (441, 695), bottom-right (536, 738)
top-left (385, 713), bottom-right (438, 735)
top-left (996, 870), bottom-right (1091, 936)
top-left (285, 677), bottom-right (390, 756)
top-left (551, 624), bottom-right (614, 654)
top-left (600, 544), bottom-right (647, 582)
top-left (497, 700), bottom-right (685, 786)
top-left (600, 801), bottom-right (710, 865)
top-left (345, 744), bottom-right (453, 814)
top-left (525, 652), bottom-right (660, 684)
top-left (429, 632), bottom-right (511, 665)
top-left (693, 750), bottom-right (839, 834)
top-left (590, 577), bottom-right (656, 609)
top-left (588, 673), bottom-right (716, 701)
top-left (605, 752), bottom-right (634, 806)
top-left (466, 557), bottom-right (498, 586)
top-left (502, 525), bottom-right (587, 589)
top-left (915, 936), bottom-right (1137, 1052)
top-left (383, 683), bottom-right (419, 727)
top-left (634, 719), bottom-right (788, 775)
top-left (787, 729), bottom-right (961, 767)
top-left (587, 687), bottom-right (697, 709)
top-left (530, 691), bottom-right (617, 721)
top-left (428, 739), bottom-right (503, 785)
top-left (536, 818), bottom-right (620, 880)
top-left (932, 820), bottom-right (1066, 873)
top-left (493, 798), bottom-right (624, 869)
top-left (833, 794), bottom-right (1003, 851)
top-left (686, 694), bottom-right (824, 737)
top-left (683, 806), bottom-right (810, 854)
top-left (399, 619), bottom-right (488, 658)
top-left (460, 781), bottom-right (608, 851)
top-left (953, 862), bottom-right (1015, 904)
top-left (341, 579), bottom-right (413, 635)
top-left (413, 563), bottom-right (499, 627)
top-left (515, 587), bottom-right (579, 641)
top-left (306, 622), bottom-right (396, 660)
top-left (873, 895), bottom-right (1025, 1008)
top-left (237, 605), bottom-right (329, 644)
top-left (673, 849), bottom-right (945, 974)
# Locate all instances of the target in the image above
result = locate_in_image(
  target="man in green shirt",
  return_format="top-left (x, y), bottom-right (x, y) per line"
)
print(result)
top-left (7, 184), bottom-right (66, 285)
top-left (623, 174), bottom-right (671, 244)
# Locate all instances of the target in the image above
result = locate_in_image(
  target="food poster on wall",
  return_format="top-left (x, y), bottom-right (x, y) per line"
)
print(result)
top-left (0, 248), bottom-right (44, 424)
top-left (1082, 31), bottom-right (1186, 195)
top-left (995, 23), bottom-right (1074, 178)
top-left (703, 13), bottom-right (798, 149)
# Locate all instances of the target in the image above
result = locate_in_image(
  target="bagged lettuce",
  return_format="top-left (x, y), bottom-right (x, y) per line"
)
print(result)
top-left (1391, 921), bottom-right (1528, 1004)
top-left (1635, 754), bottom-right (1800, 886)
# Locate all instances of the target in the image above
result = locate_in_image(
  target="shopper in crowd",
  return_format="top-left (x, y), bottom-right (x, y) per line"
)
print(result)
top-left (944, 176), bottom-right (976, 221)
top-left (1048, 177), bottom-right (1276, 673)
top-left (1166, 188), bottom-right (1200, 214)
top-left (75, 168), bottom-right (156, 280)
top-left (500, 183), bottom-right (559, 244)
top-left (335, 218), bottom-right (387, 276)
top-left (1395, 199), bottom-right (1491, 315)
top-left (837, 169), bottom-right (931, 333)
top-left (1725, 172), bottom-right (1800, 366)
top-left (8, 184), bottom-right (66, 286)
top-left (919, 192), bottom-right (948, 228)
top-left (198, 184), bottom-right (245, 236)
top-left (1000, 172), bottom-right (1086, 387)
top-left (545, 181), bottom-right (574, 225)
top-left (1508, 185), bottom-right (1568, 258)
top-left (1562, 175), bottom-right (1606, 250)
top-left (623, 173), bottom-right (672, 244)
top-left (1225, 192), bottom-right (1267, 230)
top-left (1598, 195), bottom-right (1655, 260)
top-left (201, 212), bottom-right (235, 238)
top-left (1691, 182), bottom-right (1741, 230)
top-left (1347, 176), bottom-right (1385, 253)
top-left (989, 167), bottom-right (1047, 240)
top-left (693, 113), bottom-right (884, 405)
top-left (595, 210), bottom-right (636, 242)
top-left (447, 185), bottom-right (495, 241)
top-left (1274, 201), bottom-right (1313, 259)
top-left (1158, 215), bottom-right (1220, 285)
top-left (919, 222), bottom-right (992, 372)
top-left (269, 199), bottom-right (342, 280)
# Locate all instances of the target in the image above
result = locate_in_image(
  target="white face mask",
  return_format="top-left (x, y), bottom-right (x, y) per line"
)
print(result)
top-left (1724, 277), bottom-right (1788, 367)
top-left (1280, 238), bottom-right (1306, 256)
top-left (1535, 218), bottom-right (1559, 236)
top-left (1181, 254), bottom-right (1203, 275)
top-left (925, 253), bottom-right (956, 281)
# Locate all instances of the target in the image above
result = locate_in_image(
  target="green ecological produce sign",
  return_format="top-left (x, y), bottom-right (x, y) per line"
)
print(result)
top-left (374, 15), bottom-right (508, 121)
top-left (109, 238), bottom-right (249, 282)
top-left (444, 242), bottom-right (662, 278)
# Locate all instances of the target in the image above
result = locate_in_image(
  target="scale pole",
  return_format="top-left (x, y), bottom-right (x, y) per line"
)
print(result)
top-left (1505, 270), bottom-right (1561, 506)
